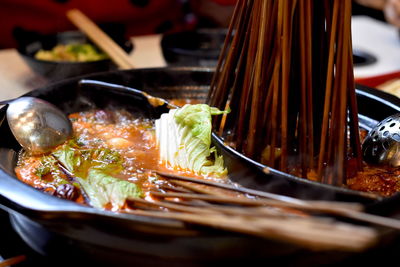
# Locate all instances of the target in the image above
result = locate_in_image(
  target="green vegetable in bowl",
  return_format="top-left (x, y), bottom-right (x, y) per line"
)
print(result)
top-left (35, 43), bottom-right (108, 62)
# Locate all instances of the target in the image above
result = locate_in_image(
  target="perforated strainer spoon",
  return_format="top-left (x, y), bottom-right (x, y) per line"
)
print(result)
top-left (362, 113), bottom-right (400, 167)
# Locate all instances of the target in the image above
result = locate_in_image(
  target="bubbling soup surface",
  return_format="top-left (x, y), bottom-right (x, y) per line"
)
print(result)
top-left (15, 109), bottom-right (229, 210)
top-left (15, 108), bottom-right (400, 209)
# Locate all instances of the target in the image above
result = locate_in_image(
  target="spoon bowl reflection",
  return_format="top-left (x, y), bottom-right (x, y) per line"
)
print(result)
top-left (5, 97), bottom-right (72, 155)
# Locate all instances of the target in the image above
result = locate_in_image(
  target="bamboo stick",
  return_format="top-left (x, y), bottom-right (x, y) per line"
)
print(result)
top-left (150, 191), bottom-right (363, 213)
top-left (150, 191), bottom-right (400, 231)
top-left (155, 170), bottom-right (306, 205)
top-left (318, 0), bottom-right (340, 178)
top-left (209, 0), bottom-right (361, 185)
top-left (126, 208), bottom-right (376, 251)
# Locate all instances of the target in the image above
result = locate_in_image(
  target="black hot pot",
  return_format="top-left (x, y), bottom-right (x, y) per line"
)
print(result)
top-left (1, 67), bottom-right (400, 266)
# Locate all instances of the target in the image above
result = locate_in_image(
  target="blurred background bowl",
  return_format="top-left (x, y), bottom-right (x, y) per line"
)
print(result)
top-left (161, 28), bottom-right (226, 67)
top-left (353, 48), bottom-right (377, 67)
top-left (162, 28), bottom-right (378, 68)
top-left (16, 30), bottom-right (133, 81)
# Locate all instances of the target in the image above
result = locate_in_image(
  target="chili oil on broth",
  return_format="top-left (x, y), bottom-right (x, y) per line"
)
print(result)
top-left (15, 108), bottom-right (230, 210)
top-left (69, 109), bottom-right (160, 182)
top-left (345, 128), bottom-right (400, 197)
top-left (15, 108), bottom-right (400, 208)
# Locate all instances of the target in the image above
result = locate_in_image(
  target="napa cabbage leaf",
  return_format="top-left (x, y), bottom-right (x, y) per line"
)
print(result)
top-left (76, 169), bottom-right (142, 210)
top-left (155, 104), bottom-right (229, 177)
top-left (52, 141), bottom-right (141, 209)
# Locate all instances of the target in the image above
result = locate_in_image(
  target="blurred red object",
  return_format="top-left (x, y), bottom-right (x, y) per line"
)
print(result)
top-left (0, 0), bottom-right (236, 49)
top-left (213, 0), bottom-right (237, 4)
top-left (355, 71), bottom-right (400, 88)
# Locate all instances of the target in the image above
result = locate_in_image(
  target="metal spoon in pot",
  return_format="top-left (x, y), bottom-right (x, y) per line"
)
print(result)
top-left (362, 113), bottom-right (400, 167)
top-left (1, 97), bottom-right (73, 155)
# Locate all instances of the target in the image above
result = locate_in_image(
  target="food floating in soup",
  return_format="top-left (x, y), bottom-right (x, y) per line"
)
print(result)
top-left (14, 99), bottom-right (400, 212)
top-left (34, 43), bottom-right (108, 62)
top-left (15, 105), bottom-right (228, 211)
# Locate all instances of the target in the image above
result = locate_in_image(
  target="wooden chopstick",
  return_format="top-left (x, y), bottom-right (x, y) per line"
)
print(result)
top-left (149, 191), bottom-right (362, 212)
top-left (129, 197), bottom-right (221, 215)
top-left (155, 171), bottom-right (307, 205)
top-left (155, 171), bottom-right (365, 212)
top-left (66, 9), bottom-right (134, 69)
top-left (154, 171), bottom-right (400, 230)
top-left (127, 194), bottom-right (377, 251)
top-left (126, 208), bottom-right (376, 252)
top-left (146, 193), bottom-right (305, 217)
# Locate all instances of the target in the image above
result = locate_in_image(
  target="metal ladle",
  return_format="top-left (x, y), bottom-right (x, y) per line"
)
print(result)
top-left (362, 113), bottom-right (400, 167)
top-left (2, 97), bottom-right (73, 155)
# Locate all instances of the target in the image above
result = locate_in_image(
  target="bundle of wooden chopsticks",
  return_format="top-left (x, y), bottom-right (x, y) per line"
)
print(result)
top-left (124, 170), bottom-right (400, 252)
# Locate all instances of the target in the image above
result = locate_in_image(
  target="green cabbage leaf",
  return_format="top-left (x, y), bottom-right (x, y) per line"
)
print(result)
top-left (52, 142), bottom-right (141, 209)
top-left (76, 169), bottom-right (142, 210)
top-left (155, 104), bottom-right (229, 177)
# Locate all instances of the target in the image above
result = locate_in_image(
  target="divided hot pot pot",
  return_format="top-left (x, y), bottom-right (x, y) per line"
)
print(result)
top-left (1, 67), bottom-right (400, 266)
